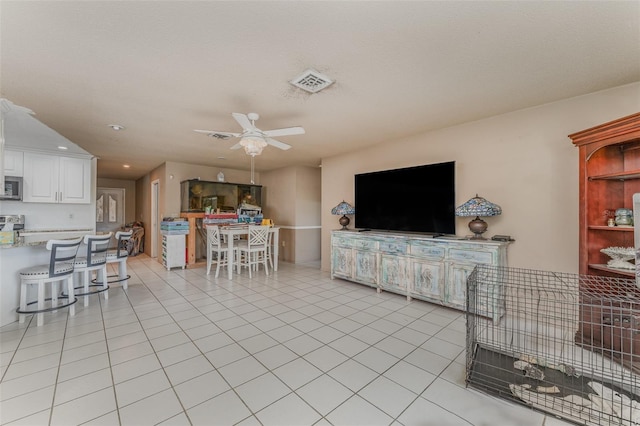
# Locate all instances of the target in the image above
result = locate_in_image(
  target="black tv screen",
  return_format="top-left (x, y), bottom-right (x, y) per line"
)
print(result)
top-left (354, 161), bottom-right (455, 235)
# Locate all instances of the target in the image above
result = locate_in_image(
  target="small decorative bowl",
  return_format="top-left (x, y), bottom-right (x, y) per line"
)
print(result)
top-left (600, 246), bottom-right (635, 270)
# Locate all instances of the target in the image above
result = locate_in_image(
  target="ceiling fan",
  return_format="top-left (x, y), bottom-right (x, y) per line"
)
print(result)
top-left (194, 112), bottom-right (305, 156)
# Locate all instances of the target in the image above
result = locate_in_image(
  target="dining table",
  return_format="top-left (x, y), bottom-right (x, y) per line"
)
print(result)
top-left (219, 225), bottom-right (279, 280)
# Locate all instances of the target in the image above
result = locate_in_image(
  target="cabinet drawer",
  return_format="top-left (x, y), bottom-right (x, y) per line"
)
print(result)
top-left (449, 248), bottom-right (493, 264)
top-left (332, 235), bottom-right (351, 247)
top-left (379, 241), bottom-right (407, 255)
top-left (353, 238), bottom-right (377, 250)
top-left (410, 243), bottom-right (445, 260)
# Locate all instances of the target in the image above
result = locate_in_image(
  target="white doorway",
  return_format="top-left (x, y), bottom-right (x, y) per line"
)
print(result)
top-left (96, 188), bottom-right (125, 238)
top-left (151, 179), bottom-right (159, 259)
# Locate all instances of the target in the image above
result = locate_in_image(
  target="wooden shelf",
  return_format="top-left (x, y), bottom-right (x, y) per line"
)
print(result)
top-left (589, 264), bottom-right (635, 278)
top-left (589, 169), bottom-right (640, 181)
top-left (588, 225), bottom-right (634, 232)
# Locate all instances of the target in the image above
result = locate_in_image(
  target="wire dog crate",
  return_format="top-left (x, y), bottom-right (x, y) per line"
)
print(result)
top-left (466, 265), bottom-right (640, 425)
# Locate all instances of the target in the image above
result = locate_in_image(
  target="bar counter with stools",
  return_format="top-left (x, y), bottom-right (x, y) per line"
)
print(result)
top-left (16, 237), bottom-right (83, 326)
top-left (6, 230), bottom-right (135, 326)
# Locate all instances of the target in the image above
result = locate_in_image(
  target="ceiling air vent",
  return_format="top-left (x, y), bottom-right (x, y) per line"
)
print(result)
top-left (290, 69), bottom-right (334, 93)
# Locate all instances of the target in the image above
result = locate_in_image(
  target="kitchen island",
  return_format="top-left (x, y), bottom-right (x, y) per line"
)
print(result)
top-left (0, 228), bottom-right (93, 327)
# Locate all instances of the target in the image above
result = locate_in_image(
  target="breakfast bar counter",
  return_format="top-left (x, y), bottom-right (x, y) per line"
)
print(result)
top-left (1, 228), bottom-right (93, 248)
top-left (0, 228), bottom-right (94, 327)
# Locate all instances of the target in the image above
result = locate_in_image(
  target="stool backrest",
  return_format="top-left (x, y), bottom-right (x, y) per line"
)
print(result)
top-left (248, 225), bottom-right (270, 248)
top-left (207, 225), bottom-right (223, 249)
top-left (46, 237), bottom-right (83, 278)
top-left (82, 233), bottom-right (113, 267)
top-left (114, 230), bottom-right (133, 258)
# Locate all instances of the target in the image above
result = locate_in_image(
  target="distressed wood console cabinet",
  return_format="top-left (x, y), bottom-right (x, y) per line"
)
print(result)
top-left (330, 230), bottom-right (510, 321)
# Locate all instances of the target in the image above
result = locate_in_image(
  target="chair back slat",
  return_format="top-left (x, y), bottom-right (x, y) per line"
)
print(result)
top-left (47, 237), bottom-right (83, 278)
top-left (114, 230), bottom-right (133, 258)
top-left (83, 233), bottom-right (113, 267)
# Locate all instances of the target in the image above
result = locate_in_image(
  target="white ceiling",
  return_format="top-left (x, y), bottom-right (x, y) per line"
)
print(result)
top-left (1, 1), bottom-right (639, 180)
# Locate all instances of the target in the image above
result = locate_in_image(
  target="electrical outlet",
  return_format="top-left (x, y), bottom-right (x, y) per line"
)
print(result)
top-left (69, 213), bottom-right (73, 219)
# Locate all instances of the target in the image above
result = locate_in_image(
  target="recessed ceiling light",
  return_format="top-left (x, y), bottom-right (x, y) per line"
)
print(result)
top-left (57, 146), bottom-right (68, 150)
top-left (108, 124), bottom-right (125, 131)
top-left (217, 156), bottom-right (226, 160)
top-left (123, 164), bottom-right (131, 168)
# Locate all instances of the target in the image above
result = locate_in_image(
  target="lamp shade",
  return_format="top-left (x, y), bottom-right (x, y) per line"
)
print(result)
top-left (331, 201), bottom-right (355, 230)
top-left (455, 194), bottom-right (502, 217)
top-left (331, 201), bottom-right (355, 215)
top-left (455, 194), bottom-right (501, 240)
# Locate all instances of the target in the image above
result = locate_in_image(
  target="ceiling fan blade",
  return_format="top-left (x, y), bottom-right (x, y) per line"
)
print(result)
top-left (263, 127), bottom-right (305, 138)
top-left (266, 138), bottom-right (292, 150)
top-left (194, 129), bottom-right (240, 139)
top-left (232, 113), bottom-right (255, 130)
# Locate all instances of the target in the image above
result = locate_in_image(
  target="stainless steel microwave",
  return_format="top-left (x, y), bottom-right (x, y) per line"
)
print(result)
top-left (1, 176), bottom-right (22, 200)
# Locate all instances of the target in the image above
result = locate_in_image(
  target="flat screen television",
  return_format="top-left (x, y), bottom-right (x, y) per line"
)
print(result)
top-left (354, 161), bottom-right (455, 235)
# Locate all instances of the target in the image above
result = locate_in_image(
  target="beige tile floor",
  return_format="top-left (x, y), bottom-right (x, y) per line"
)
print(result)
top-left (0, 254), bottom-right (572, 425)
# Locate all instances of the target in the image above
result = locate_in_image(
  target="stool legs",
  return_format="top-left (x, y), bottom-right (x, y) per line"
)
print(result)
top-left (81, 271), bottom-right (90, 307)
top-left (19, 281), bottom-right (28, 324)
top-left (98, 259), bottom-right (128, 289)
top-left (118, 260), bottom-right (128, 290)
top-left (37, 281), bottom-right (45, 327)
top-left (66, 275), bottom-right (76, 318)
top-left (19, 277), bottom-right (76, 326)
top-left (101, 266), bottom-right (109, 299)
top-left (80, 267), bottom-right (110, 307)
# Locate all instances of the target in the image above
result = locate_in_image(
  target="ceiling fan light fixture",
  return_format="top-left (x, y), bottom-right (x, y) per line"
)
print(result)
top-left (240, 135), bottom-right (268, 156)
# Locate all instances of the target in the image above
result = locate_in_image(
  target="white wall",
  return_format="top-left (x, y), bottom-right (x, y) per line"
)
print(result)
top-left (321, 83), bottom-right (640, 274)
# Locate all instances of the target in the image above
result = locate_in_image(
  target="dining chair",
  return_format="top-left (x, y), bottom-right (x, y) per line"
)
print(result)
top-left (73, 233), bottom-right (112, 307)
top-left (206, 225), bottom-right (230, 278)
top-left (17, 237), bottom-right (83, 326)
top-left (264, 226), bottom-right (274, 270)
top-left (235, 225), bottom-right (270, 278)
top-left (93, 230), bottom-right (133, 289)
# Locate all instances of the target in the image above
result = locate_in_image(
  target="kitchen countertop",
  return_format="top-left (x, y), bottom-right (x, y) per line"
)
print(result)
top-left (1, 229), bottom-right (94, 248)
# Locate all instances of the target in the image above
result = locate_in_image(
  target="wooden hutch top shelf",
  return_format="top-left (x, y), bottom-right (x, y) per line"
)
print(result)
top-left (569, 112), bottom-right (640, 148)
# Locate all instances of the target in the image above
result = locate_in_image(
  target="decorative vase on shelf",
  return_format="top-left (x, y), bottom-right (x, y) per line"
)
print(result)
top-left (600, 246), bottom-right (635, 270)
top-left (615, 208), bottom-right (633, 226)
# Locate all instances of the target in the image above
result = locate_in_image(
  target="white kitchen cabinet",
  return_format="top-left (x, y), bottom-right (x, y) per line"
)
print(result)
top-left (3, 149), bottom-right (24, 176)
top-left (331, 230), bottom-right (510, 321)
top-left (23, 152), bottom-right (91, 204)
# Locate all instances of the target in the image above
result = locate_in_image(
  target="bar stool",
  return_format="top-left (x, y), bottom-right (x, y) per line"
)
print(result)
top-left (235, 225), bottom-right (270, 278)
top-left (265, 226), bottom-right (274, 270)
top-left (17, 237), bottom-right (83, 327)
top-left (73, 233), bottom-right (112, 307)
top-left (206, 225), bottom-right (230, 278)
top-left (93, 230), bottom-right (132, 289)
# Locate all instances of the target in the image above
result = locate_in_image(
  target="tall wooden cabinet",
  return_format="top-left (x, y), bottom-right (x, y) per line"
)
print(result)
top-left (569, 112), bottom-right (640, 277)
